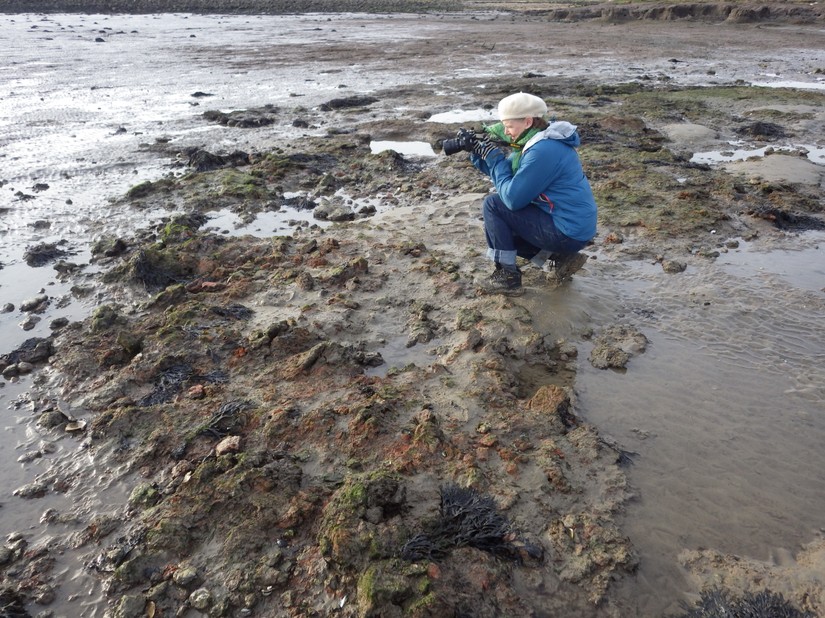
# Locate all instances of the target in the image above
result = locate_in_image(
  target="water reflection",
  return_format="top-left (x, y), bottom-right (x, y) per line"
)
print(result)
top-left (369, 140), bottom-right (436, 157)
top-left (427, 108), bottom-right (497, 124)
top-left (692, 142), bottom-right (825, 165)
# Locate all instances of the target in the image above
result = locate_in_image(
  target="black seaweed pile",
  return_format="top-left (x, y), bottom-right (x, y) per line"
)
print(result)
top-left (401, 484), bottom-right (542, 564)
top-left (676, 588), bottom-right (814, 618)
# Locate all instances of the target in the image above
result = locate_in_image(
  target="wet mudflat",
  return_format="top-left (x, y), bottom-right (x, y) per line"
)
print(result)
top-left (1, 7), bottom-right (825, 618)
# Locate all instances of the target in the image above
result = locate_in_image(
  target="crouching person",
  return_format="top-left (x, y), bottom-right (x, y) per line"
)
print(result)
top-left (464, 91), bottom-right (598, 293)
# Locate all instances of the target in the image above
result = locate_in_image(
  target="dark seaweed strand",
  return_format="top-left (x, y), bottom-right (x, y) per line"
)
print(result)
top-left (210, 303), bottom-right (254, 320)
top-left (675, 587), bottom-right (814, 618)
top-left (198, 399), bottom-right (253, 439)
top-left (400, 484), bottom-right (531, 563)
top-left (137, 363), bottom-right (193, 406)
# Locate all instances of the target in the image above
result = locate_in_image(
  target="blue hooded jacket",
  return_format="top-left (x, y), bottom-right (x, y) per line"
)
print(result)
top-left (470, 121), bottom-right (598, 242)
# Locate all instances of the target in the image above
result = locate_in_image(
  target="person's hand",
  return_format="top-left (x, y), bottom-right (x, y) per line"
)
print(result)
top-left (472, 136), bottom-right (499, 160)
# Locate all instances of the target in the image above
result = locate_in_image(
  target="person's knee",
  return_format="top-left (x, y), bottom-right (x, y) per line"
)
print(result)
top-left (482, 194), bottom-right (502, 217)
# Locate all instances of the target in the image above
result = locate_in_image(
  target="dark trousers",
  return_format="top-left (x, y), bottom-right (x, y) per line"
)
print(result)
top-left (482, 193), bottom-right (587, 267)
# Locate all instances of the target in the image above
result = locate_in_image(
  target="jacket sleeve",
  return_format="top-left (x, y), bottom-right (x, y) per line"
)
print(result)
top-left (485, 143), bottom-right (563, 211)
top-left (469, 151), bottom-right (499, 176)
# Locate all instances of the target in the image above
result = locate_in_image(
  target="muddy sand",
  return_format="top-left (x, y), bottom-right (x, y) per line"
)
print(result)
top-left (2, 3), bottom-right (825, 618)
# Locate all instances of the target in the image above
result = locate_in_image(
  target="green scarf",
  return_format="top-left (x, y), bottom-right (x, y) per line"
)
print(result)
top-left (484, 122), bottom-right (543, 172)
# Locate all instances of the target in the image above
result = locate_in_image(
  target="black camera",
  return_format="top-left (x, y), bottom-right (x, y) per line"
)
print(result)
top-left (443, 128), bottom-right (481, 156)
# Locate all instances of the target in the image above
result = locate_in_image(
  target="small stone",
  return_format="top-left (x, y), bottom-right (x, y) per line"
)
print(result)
top-left (49, 317), bottom-right (70, 330)
top-left (189, 587), bottom-right (211, 610)
top-left (215, 435), bottom-right (241, 456)
top-left (18, 450), bottom-right (43, 463)
top-left (20, 315), bottom-right (41, 331)
top-left (661, 259), bottom-right (687, 274)
top-left (186, 384), bottom-right (205, 399)
top-left (37, 410), bottom-right (66, 429)
top-left (171, 461), bottom-right (194, 478)
top-left (112, 594), bottom-right (145, 617)
top-left (128, 482), bottom-right (159, 508)
top-left (296, 271), bottom-right (314, 291)
top-left (20, 294), bottom-right (49, 312)
top-left (13, 481), bottom-right (48, 498)
top-left (478, 434), bottom-right (498, 448)
top-left (173, 566), bottom-right (199, 588)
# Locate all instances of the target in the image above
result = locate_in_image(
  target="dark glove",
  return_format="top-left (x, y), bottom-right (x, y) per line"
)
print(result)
top-left (472, 136), bottom-right (499, 160)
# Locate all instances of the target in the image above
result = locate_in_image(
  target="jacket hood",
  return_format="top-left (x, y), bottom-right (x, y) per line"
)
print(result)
top-left (524, 121), bottom-right (580, 151)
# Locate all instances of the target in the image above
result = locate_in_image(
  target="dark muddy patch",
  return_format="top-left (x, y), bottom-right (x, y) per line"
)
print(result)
top-left (23, 242), bottom-right (72, 267)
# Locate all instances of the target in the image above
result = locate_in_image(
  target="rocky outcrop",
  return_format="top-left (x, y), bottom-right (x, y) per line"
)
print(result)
top-left (523, 1), bottom-right (823, 24)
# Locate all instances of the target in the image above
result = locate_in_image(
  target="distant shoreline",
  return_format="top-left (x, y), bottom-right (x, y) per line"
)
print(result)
top-left (0, 0), bottom-right (821, 23)
top-left (0, 0), bottom-right (463, 14)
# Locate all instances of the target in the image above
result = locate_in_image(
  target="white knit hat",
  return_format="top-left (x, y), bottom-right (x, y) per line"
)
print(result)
top-left (497, 92), bottom-right (548, 121)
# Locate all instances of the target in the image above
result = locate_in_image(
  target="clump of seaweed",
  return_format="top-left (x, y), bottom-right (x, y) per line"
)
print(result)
top-left (675, 587), bottom-right (814, 618)
top-left (138, 363), bottom-right (193, 407)
top-left (400, 484), bottom-right (542, 564)
top-left (186, 148), bottom-right (250, 171)
top-left (137, 363), bottom-right (230, 409)
top-left (128, 248), bottom-right (191, 290)
top-left (745, 206), bottom-right (825, 231)
top-left (210, 303), bottom-right (254, 320)
top-left (167, 397), bottom-right (249, 461)
top-left (198, 399), bottom-right (253, 439)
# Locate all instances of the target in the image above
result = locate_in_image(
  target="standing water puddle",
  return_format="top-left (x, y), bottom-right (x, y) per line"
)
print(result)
top-left (369, 140), bottom-right (436, 157)
top-left (691, 142), bottom-right (825, 165)
top-left (543, 233), bottom-right (825, 615)
top-left (2, 379), bottom-right (135, 616)
top-left (364, 335), bottom-right (443, 378)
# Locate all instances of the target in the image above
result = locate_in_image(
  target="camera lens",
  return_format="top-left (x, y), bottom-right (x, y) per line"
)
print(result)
top-left (443, 129), bottom-right (476, 156)
top-left (443, 138), bottom-right (464, 156)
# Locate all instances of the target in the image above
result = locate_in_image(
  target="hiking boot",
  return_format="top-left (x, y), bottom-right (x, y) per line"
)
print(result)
top-left (483, 266), bottom-right (522, 294)
top-left (553, 252), bottom-right (588, 281)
